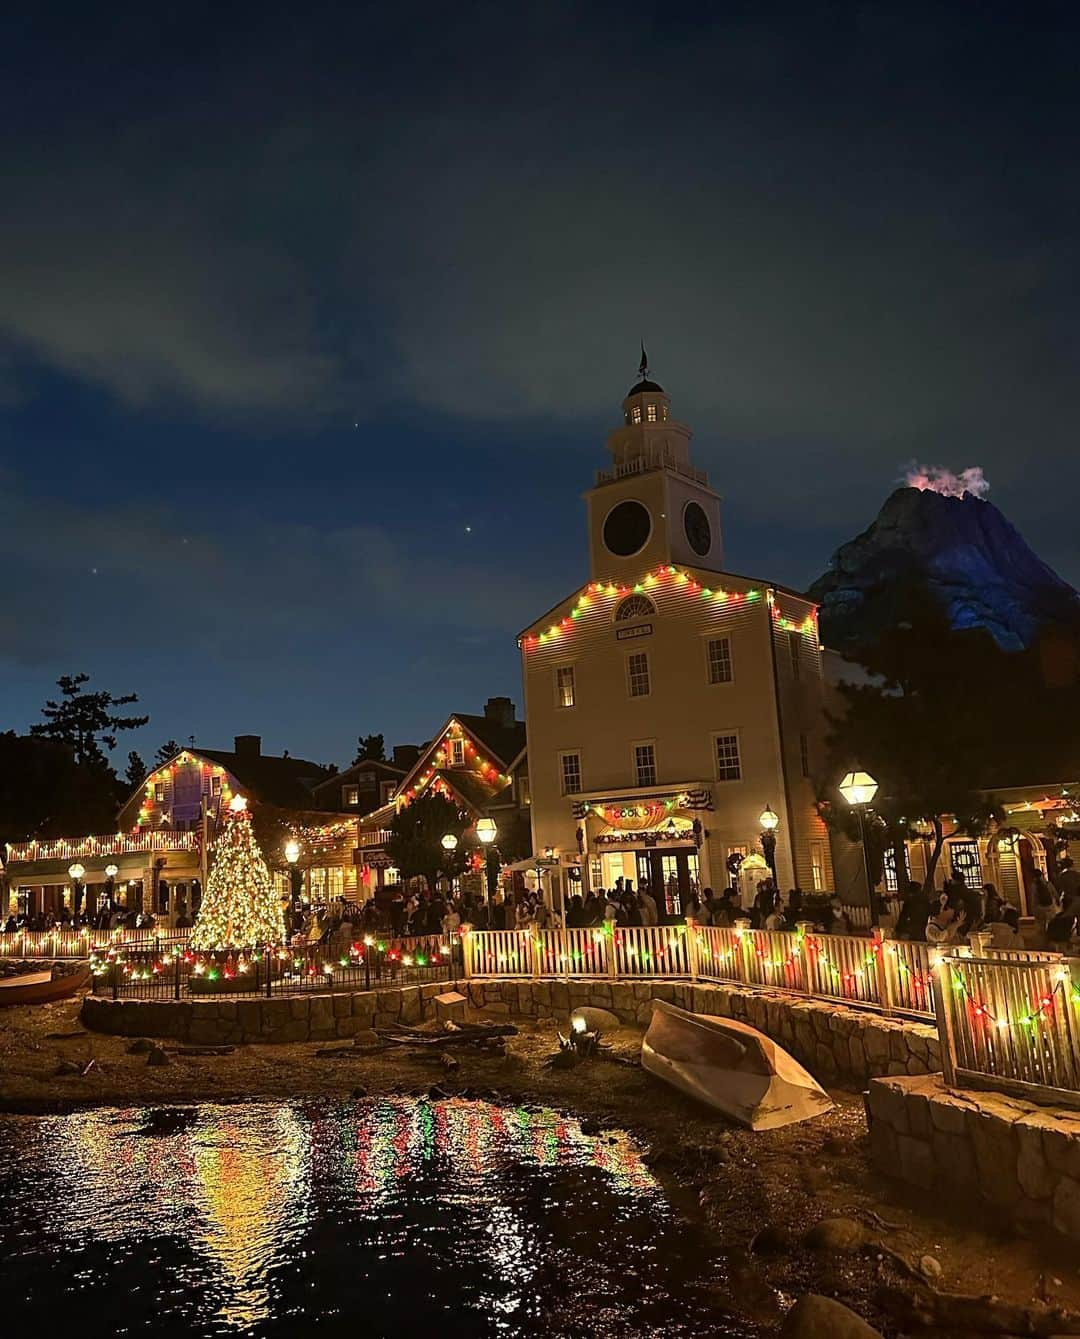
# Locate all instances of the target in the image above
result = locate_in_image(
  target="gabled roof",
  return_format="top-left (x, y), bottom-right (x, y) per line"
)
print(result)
top-left (453, 712), bottom-right (526, 766)
top-left (518, 563), bottom-right (816, 641)
top-left (191, 748), bottom-right (331, 809)
top-left (310, 756), bottom-right (405, 798)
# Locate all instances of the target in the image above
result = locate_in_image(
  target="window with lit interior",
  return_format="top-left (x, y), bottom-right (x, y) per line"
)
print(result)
top-left (555, 665), bottom-right (576, 708)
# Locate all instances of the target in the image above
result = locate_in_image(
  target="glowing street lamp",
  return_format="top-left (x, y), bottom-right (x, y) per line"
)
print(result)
top-left (839, 769), bottom-right (881, 925)
top-left (475, 818), bottom-right (497, 845)
top-left (838, 771), bottom-right (879, 807)
top-left (68, 863), bottom-right (85, 925)
top-left (474, 818), bottom-right (499, 907)
top-left (758, 806), bottom-right (780, 888)
top-left (440, 833), bottom-right (459, 852)
top-left (284, 838), bottom-right (303, 910)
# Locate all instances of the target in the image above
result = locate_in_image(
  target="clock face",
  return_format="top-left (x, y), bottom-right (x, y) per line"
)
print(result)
top-left (684, 501), bottom-right (712, 556)
top-left (603, 500), bottom-right (651, 557)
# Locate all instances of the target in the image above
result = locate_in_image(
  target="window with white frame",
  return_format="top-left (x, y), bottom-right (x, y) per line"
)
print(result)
top-left (555, 665), bottom-right (576, 708)
top-left (209, 774), bottom-right (221, 796)
top-left (559, 751), bottom-right (583, 795)
top-left (789, 630), bottom-right (801, 680)
top-left (342, 784), bottom-right (360, 806)
top-left (646, 403), bottom-right (657, 422)
top-left (809, 840), bottom-right (826, 891)
top-left (615, 594), bottom-right (656, 622)
top-left (713, 732), bottom-right (742, 781)
top-left (450, 738), bottom-right (466, 767)
top-left (154, 782), bottom-right (166, 802)
top-left (626, 651), bottom-right (650, 698)
top-left (631, 405), bottom-right (642, 424)
top-left (633, 742), bottom-right (657, 787)
top-left (706, 636), bottom-right (733, 684)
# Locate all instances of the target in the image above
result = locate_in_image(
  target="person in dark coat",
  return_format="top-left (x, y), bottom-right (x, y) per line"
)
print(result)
top-left (894, 880), bottom-right (930, 941)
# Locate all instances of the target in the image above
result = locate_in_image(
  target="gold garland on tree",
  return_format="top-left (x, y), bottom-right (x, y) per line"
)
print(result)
top-left (190, 795), bottom-right (285, 949)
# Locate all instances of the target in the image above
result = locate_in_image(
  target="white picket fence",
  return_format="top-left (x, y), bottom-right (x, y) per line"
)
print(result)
top-left (462, 922), bottom-right (941, 1021)
top-left (936, 952), bottom-right (1080, 1107)
top-left (0, 926), bottom-right (192, 958)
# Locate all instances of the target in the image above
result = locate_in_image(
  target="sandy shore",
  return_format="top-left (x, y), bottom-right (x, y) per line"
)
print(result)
top-left (3, 990), bottom-right (1080, 1335)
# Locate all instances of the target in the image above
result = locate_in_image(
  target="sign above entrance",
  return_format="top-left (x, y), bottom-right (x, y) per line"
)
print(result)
top-left (616, 623), bottom-right (652, 641)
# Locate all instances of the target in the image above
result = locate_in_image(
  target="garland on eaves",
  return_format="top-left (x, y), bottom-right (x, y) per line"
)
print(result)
top-left (519, 564), bottom-right (816, 649)
top-left (398, 721), bottom-right (511, 804)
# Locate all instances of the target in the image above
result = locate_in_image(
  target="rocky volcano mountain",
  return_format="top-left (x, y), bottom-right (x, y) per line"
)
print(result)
top-left (808, 486), bottom-right (1080, 653)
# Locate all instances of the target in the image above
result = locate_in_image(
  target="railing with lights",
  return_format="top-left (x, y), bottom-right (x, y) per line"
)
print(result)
top-left (0, 926), bottom-right (193, 958)
top-left (935, 952), bottom-right (1080, 1106)
top-left (6, 830), bottom-right (199, 862)
top-left (88, 933), bottom-right (463, 999)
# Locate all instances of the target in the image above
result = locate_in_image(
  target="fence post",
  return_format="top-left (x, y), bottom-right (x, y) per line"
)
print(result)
top-left (174, 949), bottom-right (181, 1000)
top-left (266, 947), bottom-right (273, 999)
top-left (734, 919), bottom-right (751, 986)
top-left (608, 925), bottom-right (619, 981)
top-left (872, 927), bottom-right (892, 1015)
top-left (795, 921), bottom-right (815, 996)
top-left (686, 917), bottom-right (700, 982)
top-left (460, 925), bottom-right (473, 980)
top-left (932, 952), bottom-right (958, 1087)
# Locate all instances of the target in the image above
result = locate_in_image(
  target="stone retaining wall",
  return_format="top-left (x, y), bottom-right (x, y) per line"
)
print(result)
top-left (868, 1073), bottom-right (1080, 1243)
top-left (81, 981), bottom-right (450, 1045)
top-left (464, 978), bottom-right (941, 1083)
top-left (80, 976), bottom-right (940, 1085)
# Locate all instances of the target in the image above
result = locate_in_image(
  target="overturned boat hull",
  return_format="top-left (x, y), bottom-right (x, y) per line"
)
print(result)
top-left (641, 999), bottom-right (833, 1130)
top-left (0, 965), bottom-right (90, 1007)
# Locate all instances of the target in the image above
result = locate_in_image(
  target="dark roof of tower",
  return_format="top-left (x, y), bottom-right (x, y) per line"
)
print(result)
top-left (627, 378), bottom-right (665, 395)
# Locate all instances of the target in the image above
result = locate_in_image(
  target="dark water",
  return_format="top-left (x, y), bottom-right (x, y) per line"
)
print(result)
top-left (0, 1099), bottom-right (754, 1337)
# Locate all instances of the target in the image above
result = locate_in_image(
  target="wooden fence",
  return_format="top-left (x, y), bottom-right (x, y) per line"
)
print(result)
top-left (935, 951), bottom-right (1080, 1108)
top-left (462, 921), bottom-right (942, 1021)
top-left (0, 926), bottom-right (192, 958)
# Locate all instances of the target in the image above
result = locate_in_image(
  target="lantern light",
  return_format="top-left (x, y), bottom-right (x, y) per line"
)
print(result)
top-left (758, 805), bottom-right (780, 831)
top-left (476, 818), bottom-right (498, 845)
top-left (68, 863), bottom-right (85, 881)
top-left (441, 833), bottom-right (459, 852)
top-left (284, 840), bottom-right (301, 865)
top-left (104, 864), bottom-right (119, 879)
top-left (839, 770), bottom-right (879, 807)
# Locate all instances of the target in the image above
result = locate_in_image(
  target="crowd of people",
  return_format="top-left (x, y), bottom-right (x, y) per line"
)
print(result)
top-left (2, 903), bottom-right (175, 934)
top-left (891, 856), bottom-right (1080, 948)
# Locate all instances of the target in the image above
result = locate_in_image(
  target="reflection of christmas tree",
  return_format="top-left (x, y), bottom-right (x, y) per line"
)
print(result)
top-left (191, 796), bottom-right (285, 949)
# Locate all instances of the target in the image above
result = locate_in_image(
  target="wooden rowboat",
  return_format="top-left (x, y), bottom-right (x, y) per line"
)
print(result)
top-left (641, 999), bottom-right (833, 1131)
top-left (0, 965), bottom-right (91, 1007)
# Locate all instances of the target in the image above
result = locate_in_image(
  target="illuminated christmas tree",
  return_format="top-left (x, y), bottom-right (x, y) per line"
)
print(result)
top-left (190, 795), bottom-right (285, 949)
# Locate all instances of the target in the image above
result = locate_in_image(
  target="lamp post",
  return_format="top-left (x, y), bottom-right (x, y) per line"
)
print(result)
top-left (284, 838), bottom-right (302, 921)
top-left (104, 863), bottom-right (119, 917)
top-left (758, 805), bottom-right (780, 890)
top-left (475, 817), bottom-right (499, 907)
top-left (441, 832), bottom-right (459, 895)
top-left (68, 862), bottom-right (85, 925)
top-left (839, 769), bottom-right (880, 925)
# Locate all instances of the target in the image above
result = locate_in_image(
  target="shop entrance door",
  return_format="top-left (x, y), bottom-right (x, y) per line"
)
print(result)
top-left (636, 849), bottom-right (700, 918)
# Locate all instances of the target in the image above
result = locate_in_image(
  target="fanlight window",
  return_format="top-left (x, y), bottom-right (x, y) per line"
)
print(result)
top-left (614, 594), bottom-right (657, 622)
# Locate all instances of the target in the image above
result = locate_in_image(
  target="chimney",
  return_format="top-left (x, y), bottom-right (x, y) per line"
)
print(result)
top-left (483, 697), bottom-right (516, 728)
top-left (234, 734), bottom-right (261, 759)
top-left (393, 744), bottom-right (421, 770)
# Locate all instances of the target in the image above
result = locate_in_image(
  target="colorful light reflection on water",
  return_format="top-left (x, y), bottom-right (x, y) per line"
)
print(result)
top-left (0, 1098), bottom-right (750, 1337)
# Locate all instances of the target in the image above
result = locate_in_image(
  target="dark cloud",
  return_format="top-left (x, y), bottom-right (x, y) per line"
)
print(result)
top-left (1, 3), bottom-right (1077, 758)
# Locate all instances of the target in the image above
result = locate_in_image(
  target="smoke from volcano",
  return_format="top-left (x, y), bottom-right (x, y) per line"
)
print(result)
top-left (902, 462), bottom-right (990, 498)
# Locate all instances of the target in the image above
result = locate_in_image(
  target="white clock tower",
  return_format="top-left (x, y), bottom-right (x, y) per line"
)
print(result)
top-left (586, 349), bottom-right (724, 582)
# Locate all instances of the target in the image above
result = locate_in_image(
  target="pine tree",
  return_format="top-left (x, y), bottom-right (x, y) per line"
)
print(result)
top-left (191, 797), bottom-right (285, 949)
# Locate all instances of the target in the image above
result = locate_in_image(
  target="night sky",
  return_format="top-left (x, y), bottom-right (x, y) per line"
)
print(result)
top-left (3, 3), bottom-right (1078, 767)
